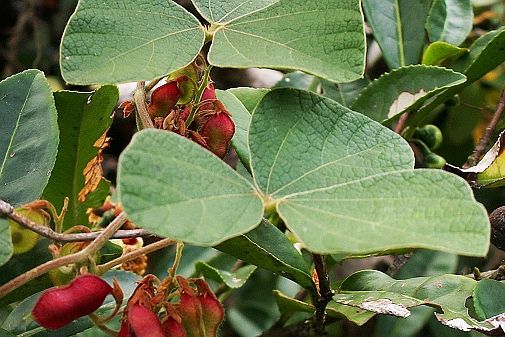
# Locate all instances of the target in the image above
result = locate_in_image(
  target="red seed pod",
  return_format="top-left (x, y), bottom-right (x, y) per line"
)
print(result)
top-left (177, 276), bottom-right (205, 337)
top-left (195, 279), bottom-right (224, 336)
top-left (148, 81), bottom-right (181, 119)
top-left (32, 274), bottom-right (112, 330)
top-left (127, 304), bottom-right (165, 337)
top-left (163, 316), bottom-right (188, 337)
top-left (200, 112), bottom-right (235, 158)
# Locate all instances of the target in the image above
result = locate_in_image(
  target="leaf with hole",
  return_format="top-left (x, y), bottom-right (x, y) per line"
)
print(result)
top-left (0, 69), bottom-right (58, 207)
top-left (250, 88), bottom-right (489, 255)
top-left (60, 0), bottom-right (205, 84)
top-left (117, 130), bottom-right (263, 246)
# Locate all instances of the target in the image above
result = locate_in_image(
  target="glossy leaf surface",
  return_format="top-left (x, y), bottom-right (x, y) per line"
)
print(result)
top-left (426, 0), bottom-right (473, 46)
top-left (0, 70), bottom-right (58, 206)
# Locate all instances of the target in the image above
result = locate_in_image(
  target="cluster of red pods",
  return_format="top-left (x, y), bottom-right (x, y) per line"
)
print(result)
top-left (125, 62), bottom-right (236, 159)
top-left (32, 274), bottom-right (224, 337)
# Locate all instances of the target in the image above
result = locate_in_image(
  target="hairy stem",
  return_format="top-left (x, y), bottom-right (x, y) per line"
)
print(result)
top-left (133, 81), bottom-right (154, 129)
top-left (0, 213), bottom-right (127, 299)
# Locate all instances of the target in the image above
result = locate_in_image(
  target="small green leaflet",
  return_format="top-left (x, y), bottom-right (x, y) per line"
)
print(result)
top-left (117, 130), bottom-right (263, 246)
top-left (422, 41), bottom-right (468, 66)
top-left (0, 70), bottom-right (59, 207)
top-left (195, 262), bottom-right (256, 288)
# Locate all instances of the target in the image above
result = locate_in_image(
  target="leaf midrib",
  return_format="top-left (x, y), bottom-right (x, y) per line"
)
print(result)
top-left (0, 77), bottom-right (34, 180)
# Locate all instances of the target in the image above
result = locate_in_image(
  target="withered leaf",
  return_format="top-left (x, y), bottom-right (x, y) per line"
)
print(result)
top-left (78, 130), bottom-right (110, 202)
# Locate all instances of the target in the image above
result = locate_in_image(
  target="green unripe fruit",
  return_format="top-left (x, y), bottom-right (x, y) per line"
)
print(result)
top-left (9, 208), bottom-right (44, 255)
top-left (423, 153), bottom-right (446, 169)
top-left (413, 125), bottom-right (443, 150)
top-left (444, 94), bottom-right (460, 107)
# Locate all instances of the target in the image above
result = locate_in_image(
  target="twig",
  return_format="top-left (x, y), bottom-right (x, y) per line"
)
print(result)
top-left (465, 87), bottom-right (505, 167)
top-left (394, 111), bottom-right (410, 134)
top-left (0, 199), bottom-right (155, 241)
top-left (387, 251), bottom-right (414, 276)
top-left (466, 265), bottom-right (505, 281)
top-left (312, 254), bottom-right (333, 336)
top-left (97, 238), bottom-right (175, 273)
top-left (133, 81), bottom-right (154, 129)
top-left (0, 213), bottom-right (127, 299)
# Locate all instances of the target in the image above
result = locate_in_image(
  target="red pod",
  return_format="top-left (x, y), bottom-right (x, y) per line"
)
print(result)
top-left (148, 81), bottom-right (181, 118)
top-left (195, 279), bottom-right (224, 336)
top-left (127, 304), bottom-right (165, 337)
top-left (200, 112), bottom-right (235, 158)
top-left (177, 276), bottom-right (204, 337)
top-left (163, 316), bottom-right (188, 337)
top-left (32, 274), bottom-right (112, 330)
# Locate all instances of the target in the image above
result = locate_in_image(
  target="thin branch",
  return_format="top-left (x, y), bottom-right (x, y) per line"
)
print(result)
top-left (0, 213), bottom-right (127, 299)
top-left (133, 81), bottom-right (154, 129)
top-left (0, 199), bottom-right (155, 241)
top-left (97, 238), bottom-right (175, 273)
top-left (465, 87), bottom-right (505, 167)
top-left (394, 111), bottom-right (410, 134)
top-left (312, 254), bottom-right (333, 336)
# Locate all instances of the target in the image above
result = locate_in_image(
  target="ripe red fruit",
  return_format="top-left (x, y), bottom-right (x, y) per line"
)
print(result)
top-left (200, 112), bottom-right (235, 158)
top-left (148, 81), bottom-right (181, 118)
top-left (163, 316), bottom-right (187, 337)
top-left (32, 274), bottom-right (112, 330)
top-left (126, 304), bottom-right (165, 337)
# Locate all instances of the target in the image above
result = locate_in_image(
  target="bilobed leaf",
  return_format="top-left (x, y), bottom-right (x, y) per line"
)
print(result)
top-left (334, 270), bottom-right (505, 334)
top-left (473, 279), bottom-right (505, 319)
top-left (43, 87), bottom-right (117, 229)
top-left (195, 262), bottom-right (256, 288)
top-left (193, 0), bottom-right (280, 23)
top-left (363, 0), bottom-right (432, 69)
top-left (0, 220), bottom-right (12, 267)
top-left (351, 65), bottom-right (466, 122)
top-left (117, 130), bottom-right (263, 246)
top-left (60, 0), bottom-right (205, 84)
top-left (0, 70), bottom-right (59, 207)
top-left (422, 41), bottom-right (468, 65)
top-left (426, 0), bottom-right (473, 46)
top-left (216, 219), bottom-right (313, 288)
top-left (250, 89), bottom-right (489, 255)
top-left (205, 0), bottom-right (366, 82)
top-left (216, 89), bottom-right (252, 170)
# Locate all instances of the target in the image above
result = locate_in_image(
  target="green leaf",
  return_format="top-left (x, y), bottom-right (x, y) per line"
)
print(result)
top-left (351, 65), bottom-right (466, 122)
top-left (335, 270), bottom-right (505, 333)
top-left (216, 89), bottom-right (252, 170)
top-left (205, 0), bottom-right (366, 82)
top-left (216, 219), bottom-right (313, 288)
top-left (273, 72), bottom-right (319, 91)
top-left (43, 86), bottom-right (117, 229)
top-left (227, 87), bottom-right (269, 114)
top-left (250, 89), bottom-right (489, 255)
top-left (422, 41), bottom-right (469, 65)
top-left (60, 0), bottom-right (204, 84)
top-left (362, 0), bottom-right (432, 69)
top-left (426, 0), bottom-right (473, 46)
top-left (326, 301), bottom-right (376, 326)
top-left (195, 262), bottom-right (256, 288)
top-left (117, 129), bottom-right (263, 246)
top-left (0, 69), bottom-right (59, 206)
top-left (0, 220), bottom-right (12, 267)
top-left (473, 279), bottom-right (505, 319)
top-left (193, 0), bottom-right (280, 23)
top-left (272, 289), bottom-right (313, 315)
top-left (407, 28), bottom-right (505, 130)
top-left (323, 78), bottom-right (370, 107)
top-left (375, 250), bottom-right (459, 337)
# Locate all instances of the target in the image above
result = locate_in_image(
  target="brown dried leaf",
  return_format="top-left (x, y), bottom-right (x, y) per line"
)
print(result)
top-left (78, 131), bottom-right (110, 202)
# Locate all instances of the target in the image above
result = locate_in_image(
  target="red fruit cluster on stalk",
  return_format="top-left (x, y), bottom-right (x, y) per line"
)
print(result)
top-left (118, 275), bottom-right (224, 337)
top-left (32, 274), bottom-right (112, 330)
top-left (143, 65), bottom-right (235, 158)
